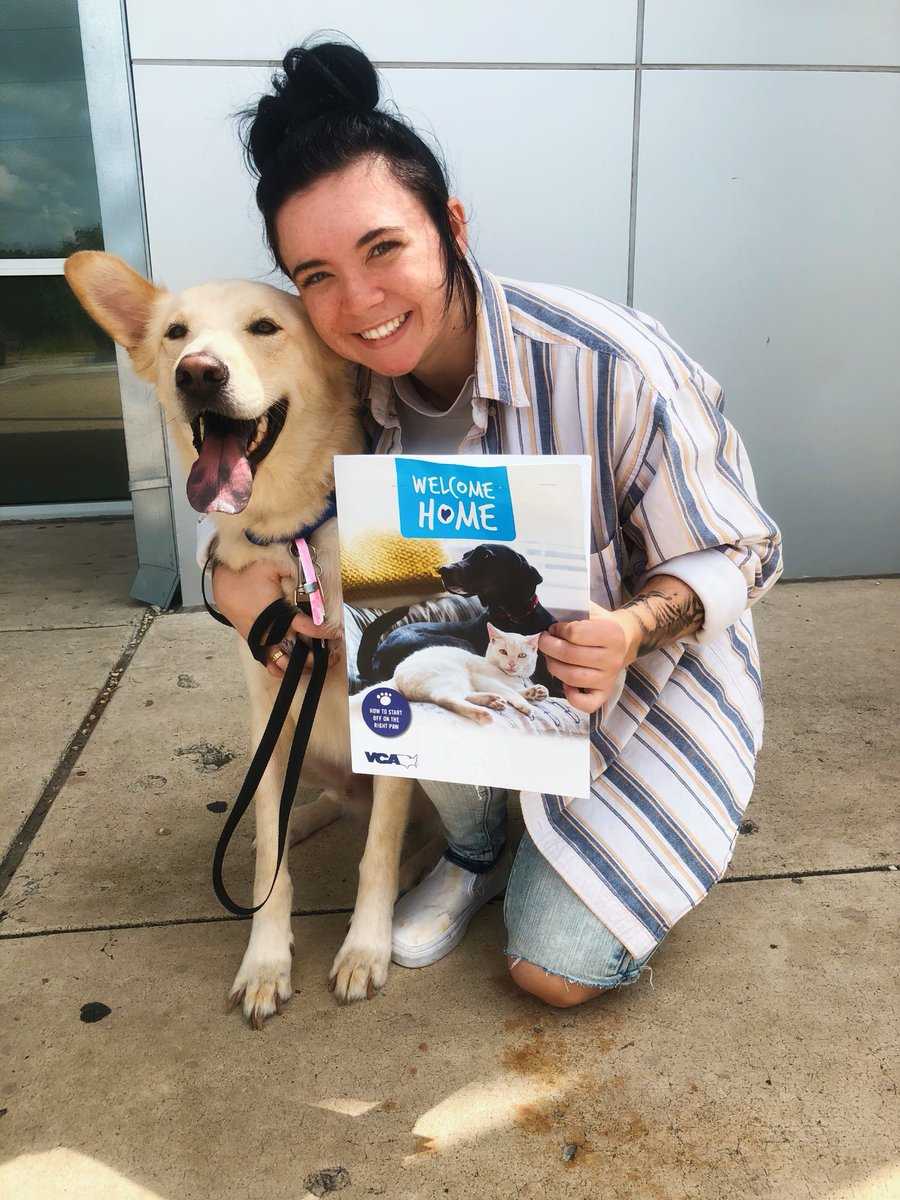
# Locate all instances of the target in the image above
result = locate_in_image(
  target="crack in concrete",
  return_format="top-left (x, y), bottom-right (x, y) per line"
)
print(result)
top-left (0, 607), bottom-right (158, 902)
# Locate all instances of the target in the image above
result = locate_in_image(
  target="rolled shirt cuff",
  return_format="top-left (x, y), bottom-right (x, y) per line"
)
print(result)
top-left (641, 548), bottom-right (749, 644)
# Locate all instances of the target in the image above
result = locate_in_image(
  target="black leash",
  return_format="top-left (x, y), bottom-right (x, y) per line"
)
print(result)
top-left (202, 553), bottom-right (329, 917)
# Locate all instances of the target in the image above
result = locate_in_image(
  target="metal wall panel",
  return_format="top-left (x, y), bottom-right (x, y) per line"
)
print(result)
top-left (634, 68), bottom-right (900, 577)
top-left (125, 0), bottom-right (638, 64)
top-left (644, 0), bottom-right (900, 66)
top-left (132, 61), bottom-right (636, 602)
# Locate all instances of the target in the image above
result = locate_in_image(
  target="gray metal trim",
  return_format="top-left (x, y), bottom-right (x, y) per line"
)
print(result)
top-left (76, 0), bottom-right (179, 609)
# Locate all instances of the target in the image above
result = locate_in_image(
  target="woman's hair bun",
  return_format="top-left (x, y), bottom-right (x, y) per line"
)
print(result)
top-left (246, 41), bottom-right (380, 174)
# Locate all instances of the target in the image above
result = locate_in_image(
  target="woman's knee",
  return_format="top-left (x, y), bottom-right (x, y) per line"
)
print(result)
top-left (507, 955), bottom-right (606, 1008)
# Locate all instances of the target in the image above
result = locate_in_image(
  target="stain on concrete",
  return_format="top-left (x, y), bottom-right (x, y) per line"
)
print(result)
top-left (176, 674), bottom-right (199, 689)
top-left (79, 1002), bottom-right (111, 1023)
top-left (129, 774), bottom-right (167, 793)
top-left (739, 819), bottom-right (760, 834)
top-left (515, 1102), bottom-right (554, 1133)
top-left (175, 743), bottom-right (236, 772)
top-left (206, 801), bottom-right (228, 813)
top-left (303, 1166), bottom-right (351, 1195)
top-left (500, 1026), bottom-right (570, 1083)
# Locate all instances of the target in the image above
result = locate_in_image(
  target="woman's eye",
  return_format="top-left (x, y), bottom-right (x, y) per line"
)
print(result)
top-left (301, 271), bottom-right (329, 288)
top-left (370, 239), bottom-right (400, 260)
top-left (165, 322), bottom-right (187, 340)
top-left (248, 318), bottom-right (280, 336)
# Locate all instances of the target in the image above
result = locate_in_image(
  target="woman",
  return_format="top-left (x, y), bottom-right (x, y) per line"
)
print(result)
top-left (206, 39), bottom-right (783, 1007)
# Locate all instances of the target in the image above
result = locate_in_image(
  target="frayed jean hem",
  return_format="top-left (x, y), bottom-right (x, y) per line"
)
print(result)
top-left (505, 948), bottom-right (655, 992)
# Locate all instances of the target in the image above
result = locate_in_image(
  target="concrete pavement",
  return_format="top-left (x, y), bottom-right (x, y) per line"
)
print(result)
top-left (1, 518), bottom-right (897, 1199)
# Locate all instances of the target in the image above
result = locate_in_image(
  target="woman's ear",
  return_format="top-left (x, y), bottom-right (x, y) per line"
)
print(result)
top-left (447, 197), bottom-right (468, 255)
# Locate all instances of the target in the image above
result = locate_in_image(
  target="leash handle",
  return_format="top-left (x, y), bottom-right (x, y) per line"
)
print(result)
top-left (199, 554), bottom-right (331, 917)
top-left (212, 608), bottom-right (329, 917)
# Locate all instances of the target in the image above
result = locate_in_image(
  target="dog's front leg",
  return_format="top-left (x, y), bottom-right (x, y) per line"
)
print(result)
top-left (229, 698), bottom-right (296, 1029)
top-left (329, 775), bottom-right (413, 1004)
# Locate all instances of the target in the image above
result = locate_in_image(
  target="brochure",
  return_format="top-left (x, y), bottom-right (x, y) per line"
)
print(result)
top-left (333, 454), bottom-right (591, 798)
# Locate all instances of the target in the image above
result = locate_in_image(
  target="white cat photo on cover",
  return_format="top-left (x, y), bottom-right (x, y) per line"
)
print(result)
top-left (390, 626), bottom-right (548, 724)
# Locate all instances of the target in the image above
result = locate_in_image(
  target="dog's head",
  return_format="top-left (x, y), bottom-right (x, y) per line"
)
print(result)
top-left (64, 251), bottom-right (356, 517)
top-left (438, 544), bottom-right (542, 607)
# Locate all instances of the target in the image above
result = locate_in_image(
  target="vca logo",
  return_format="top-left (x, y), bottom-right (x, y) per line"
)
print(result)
top-left (364, 751), bottom-right (418, 769)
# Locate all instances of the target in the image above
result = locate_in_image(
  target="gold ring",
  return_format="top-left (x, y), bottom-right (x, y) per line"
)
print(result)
top-left (270, 649), bottom-right (285, 664)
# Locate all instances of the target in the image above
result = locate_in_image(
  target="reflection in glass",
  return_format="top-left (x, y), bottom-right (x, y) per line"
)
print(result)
top-left (0, 3), bottom-right (103, 257)
top-left (0, 277), bottom-right (127, 503)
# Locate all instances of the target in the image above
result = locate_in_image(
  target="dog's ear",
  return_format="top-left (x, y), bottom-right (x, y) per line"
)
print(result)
top-left (528, 564), bottom-right (543, 589)
top-left (64, 251), bottom-right (161, 353)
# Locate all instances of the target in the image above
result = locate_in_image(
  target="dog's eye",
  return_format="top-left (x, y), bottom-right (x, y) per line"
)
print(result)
top-left (248, 318), bottom-right (280, 336)
top-left (165, 322), bottom-right (187, 340)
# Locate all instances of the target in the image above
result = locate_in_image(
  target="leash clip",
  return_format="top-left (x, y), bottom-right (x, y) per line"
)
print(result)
top-left (292, 536), bottom-right (326, 626)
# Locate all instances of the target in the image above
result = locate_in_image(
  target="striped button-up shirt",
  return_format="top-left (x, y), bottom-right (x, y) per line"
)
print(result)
top-left (358, 262), bottom-right (783, 959)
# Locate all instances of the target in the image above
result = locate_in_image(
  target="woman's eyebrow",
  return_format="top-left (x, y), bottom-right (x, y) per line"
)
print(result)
top-left (291, 226), bottom-right (404, 279)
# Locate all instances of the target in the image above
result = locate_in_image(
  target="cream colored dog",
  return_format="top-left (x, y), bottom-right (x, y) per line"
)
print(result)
top-left (65, 251), bottom-right (427, 1027)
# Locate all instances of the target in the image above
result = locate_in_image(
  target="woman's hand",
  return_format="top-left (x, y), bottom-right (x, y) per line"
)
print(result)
top-left (538, 603), bottom-right (640, 714)
top-left (211, 559), bottom-right (342, 679)
top-left (539, 575), bottom-right (705, 714)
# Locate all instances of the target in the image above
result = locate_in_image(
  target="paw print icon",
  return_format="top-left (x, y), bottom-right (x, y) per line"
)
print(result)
top-left (377, 692), bottom-right (393, 706)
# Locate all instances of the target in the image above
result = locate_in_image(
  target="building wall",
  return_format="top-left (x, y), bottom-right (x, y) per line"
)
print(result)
top-left (123, 1), bottom-right (900, 601)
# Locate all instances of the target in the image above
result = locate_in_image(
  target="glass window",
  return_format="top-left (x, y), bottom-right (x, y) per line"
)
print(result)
top-left (0, 272), bottom-right (127, 504)
top-left (0, 1), bottom-right (102, 257)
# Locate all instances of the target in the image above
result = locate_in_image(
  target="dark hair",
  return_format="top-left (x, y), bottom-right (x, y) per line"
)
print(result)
top-left (239, 38), bottom-right (476, 325)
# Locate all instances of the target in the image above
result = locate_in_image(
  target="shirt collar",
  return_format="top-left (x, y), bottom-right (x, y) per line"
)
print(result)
top-left (356, 256), bottom-right (530, 422)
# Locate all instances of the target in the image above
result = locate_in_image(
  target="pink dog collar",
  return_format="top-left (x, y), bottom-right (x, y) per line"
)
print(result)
top-left (293, 537), bottom-right (325, 627)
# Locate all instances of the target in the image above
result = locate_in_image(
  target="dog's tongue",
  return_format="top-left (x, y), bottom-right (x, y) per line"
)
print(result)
top-left (186, 427), bottom-right (252, 514)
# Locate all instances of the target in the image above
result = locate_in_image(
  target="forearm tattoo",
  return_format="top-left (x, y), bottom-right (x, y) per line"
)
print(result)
top-left (620, 585), bottom-right (705, 656)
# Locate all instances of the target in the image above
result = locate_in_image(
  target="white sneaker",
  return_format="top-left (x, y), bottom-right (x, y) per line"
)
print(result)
top-left (391, 853), bottom-right (509, 968)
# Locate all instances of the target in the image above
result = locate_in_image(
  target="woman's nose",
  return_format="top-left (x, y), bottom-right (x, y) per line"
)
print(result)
top-left (341, 271), bottom-right (386, 317)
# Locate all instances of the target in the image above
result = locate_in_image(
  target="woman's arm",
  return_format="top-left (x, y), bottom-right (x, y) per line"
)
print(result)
top-left (617, 573), bottom-right (704, 657)
top-left (538, 574), bottom-right (703, 714)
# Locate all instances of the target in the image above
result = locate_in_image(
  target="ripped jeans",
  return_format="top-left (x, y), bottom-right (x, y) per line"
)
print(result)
top-left (418, 780), bottom-right (658, 989)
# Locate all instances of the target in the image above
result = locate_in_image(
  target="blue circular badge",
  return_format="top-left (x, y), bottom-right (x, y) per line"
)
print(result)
top-left (361, 687), bottom-right (411, 738)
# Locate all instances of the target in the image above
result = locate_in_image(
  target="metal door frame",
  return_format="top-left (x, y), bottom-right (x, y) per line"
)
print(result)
top-left (76, 0), bottom-right (179, 607)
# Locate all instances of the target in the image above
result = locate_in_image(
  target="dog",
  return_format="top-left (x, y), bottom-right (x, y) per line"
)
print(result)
top-left (357, 543), bottom-right (562, 695)
top-left (64, 251), bottom-right (440, 1028)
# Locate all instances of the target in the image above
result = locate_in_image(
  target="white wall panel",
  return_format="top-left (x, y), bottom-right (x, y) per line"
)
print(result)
top-left (634, 70), bottom-right (900, 577)
top-left (134, 63), bottom-right (634, 293)
top-left (644, 0), bottom-right (900, 66)
top-left (126, 0), bottom-right (638, 64)
top-left (133, 62), bottom-right (635, 597)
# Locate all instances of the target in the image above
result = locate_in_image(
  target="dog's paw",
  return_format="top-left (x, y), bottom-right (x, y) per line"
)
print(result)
top-left (229, 934), bottom-right (294, 1029)
top-left (328, 926), bottom-right (391, 1005)
top-left (523, 685), bottom-right (549, 701)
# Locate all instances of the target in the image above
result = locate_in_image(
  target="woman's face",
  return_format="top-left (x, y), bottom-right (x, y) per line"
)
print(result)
top-left (274, 156), bottom-right (468, 379)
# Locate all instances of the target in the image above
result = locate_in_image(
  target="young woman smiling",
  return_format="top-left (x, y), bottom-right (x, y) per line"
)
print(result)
top-left (206, 40), bottom-right (783, 1008)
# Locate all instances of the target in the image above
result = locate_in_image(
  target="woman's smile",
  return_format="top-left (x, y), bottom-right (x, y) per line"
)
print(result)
top-left (356, 310), bottom-right (412, 344)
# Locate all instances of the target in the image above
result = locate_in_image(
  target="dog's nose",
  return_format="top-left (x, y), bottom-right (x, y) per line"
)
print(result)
top-left (175, 353), bottom-right (229, 398)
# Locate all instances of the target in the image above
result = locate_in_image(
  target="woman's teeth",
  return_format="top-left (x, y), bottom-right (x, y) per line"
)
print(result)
top-left (359, 312), bottom-right (409, 341)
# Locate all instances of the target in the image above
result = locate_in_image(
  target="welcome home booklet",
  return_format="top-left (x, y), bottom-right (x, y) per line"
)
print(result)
top-left (333, 454), bottom-right (592, 799)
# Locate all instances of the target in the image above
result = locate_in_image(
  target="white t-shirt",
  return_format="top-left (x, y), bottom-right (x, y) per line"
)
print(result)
top-left (393, 372), bottom-right (478, 454)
